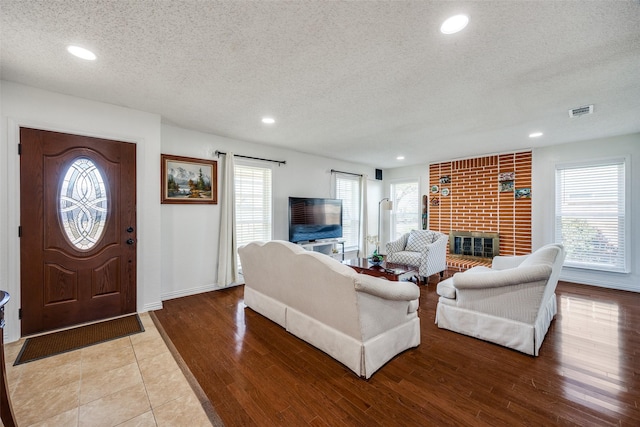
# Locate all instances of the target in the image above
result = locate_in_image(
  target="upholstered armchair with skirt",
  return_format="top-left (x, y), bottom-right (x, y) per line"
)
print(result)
top-left (435, 243), bottom-right (566, 356)
top-left (386, 230), bottom-right (448, 281)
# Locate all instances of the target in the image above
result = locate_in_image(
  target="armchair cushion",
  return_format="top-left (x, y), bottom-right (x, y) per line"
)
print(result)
top-left (436, 278), bottom-right (456, 299)
top-left (405, 230), bottom-right (438, 252)
top-left (388, 251), bottom-right (422, 267)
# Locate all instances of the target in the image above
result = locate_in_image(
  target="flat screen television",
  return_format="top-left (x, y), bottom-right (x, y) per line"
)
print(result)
top-left (288, 197), bottom-right (343, 243)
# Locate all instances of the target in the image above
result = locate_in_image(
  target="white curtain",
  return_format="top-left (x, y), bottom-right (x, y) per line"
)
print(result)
top-left (358, 174), bottom-right (368, 258)
top-left (216, 153), bottom-right (239, 286)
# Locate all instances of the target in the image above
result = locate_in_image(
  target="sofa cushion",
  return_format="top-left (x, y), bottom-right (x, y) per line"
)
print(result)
top-left (405, 230), bottom-right (436, 251)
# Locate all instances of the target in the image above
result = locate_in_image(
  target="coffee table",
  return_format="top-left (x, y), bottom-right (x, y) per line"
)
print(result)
top-left (342, 258), bottom-right (419, 284)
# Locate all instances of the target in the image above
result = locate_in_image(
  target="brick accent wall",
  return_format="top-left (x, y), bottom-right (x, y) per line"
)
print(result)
top-left (428, 151), bottom-right (532, 256)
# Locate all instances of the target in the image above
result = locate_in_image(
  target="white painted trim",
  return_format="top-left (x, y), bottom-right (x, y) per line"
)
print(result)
top-left (141, 302), bottom-right (164, 312)
top-left (161, 282), bottom-right (244, 302)
top-left (560, 271), bottom-right (636, 293)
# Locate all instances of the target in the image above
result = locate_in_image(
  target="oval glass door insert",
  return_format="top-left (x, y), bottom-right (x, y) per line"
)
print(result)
top-left (59, 158), bottom-right (108, 250)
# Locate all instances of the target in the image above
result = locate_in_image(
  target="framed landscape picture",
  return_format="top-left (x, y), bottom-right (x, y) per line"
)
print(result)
top-left (161, 154), bottom-right (217, 204)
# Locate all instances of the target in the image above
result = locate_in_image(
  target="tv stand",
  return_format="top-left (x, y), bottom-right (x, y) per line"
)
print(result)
top-left (298, 239), bottom-right (345, 261)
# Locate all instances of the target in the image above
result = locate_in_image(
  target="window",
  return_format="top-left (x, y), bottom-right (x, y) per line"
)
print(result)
top-left (59, 158), bottom-right (107, 250)
top-left (335, 175), bottom-right (360, 249)
top-left (555, 158), bottom-right (628, 273)
top-left (391, 180), bottom-right (419, 240)
top-left (235, 163), bottom-right (272, 249)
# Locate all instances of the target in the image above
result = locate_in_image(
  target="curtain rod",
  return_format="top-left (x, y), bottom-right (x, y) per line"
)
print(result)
top-left (215, 150), bottom-right (286, 166)
top-left (330, 169), bottom-right (362, 177)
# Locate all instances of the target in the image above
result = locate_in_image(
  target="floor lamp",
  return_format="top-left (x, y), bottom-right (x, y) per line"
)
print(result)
top-left (377, 198), bottom-right (393, 253)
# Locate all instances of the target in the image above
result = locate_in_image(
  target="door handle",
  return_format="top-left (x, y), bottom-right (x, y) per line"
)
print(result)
top-left (126, 227), bottom-right (134, 233)
top-left (126, 238), bottom-right (135, 245)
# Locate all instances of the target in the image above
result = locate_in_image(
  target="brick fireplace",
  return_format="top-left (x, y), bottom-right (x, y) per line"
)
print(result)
top-left (428, 151), bottom-right (532, 269)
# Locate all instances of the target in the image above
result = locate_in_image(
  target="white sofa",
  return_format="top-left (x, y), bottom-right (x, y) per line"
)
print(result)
top-left (435, 243), bottom-right (565, 356)
top-left (238, 240), bottom-right (421, 379)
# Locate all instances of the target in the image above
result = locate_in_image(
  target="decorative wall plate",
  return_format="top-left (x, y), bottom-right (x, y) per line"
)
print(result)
top-left (441, 188), bottom-right (450, 196)
top-left (430, 185), bottom-right (439, 193)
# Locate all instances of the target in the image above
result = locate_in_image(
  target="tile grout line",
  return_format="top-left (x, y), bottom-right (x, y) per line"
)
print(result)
top-left (130, 332), bottom-right (159, 426)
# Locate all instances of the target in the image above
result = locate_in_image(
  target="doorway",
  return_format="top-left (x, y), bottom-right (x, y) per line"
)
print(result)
top-left (19, 128), bottom-right (137, 335)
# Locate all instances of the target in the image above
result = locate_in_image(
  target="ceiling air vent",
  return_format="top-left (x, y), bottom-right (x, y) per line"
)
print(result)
top-left (568, 104), bottom-right (594, 118)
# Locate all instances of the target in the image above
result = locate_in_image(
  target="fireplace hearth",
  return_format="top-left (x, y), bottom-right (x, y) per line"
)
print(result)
top-left (449, 231), bottom-right (500, 259)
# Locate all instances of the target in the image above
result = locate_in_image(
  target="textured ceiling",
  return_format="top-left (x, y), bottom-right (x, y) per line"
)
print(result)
top-left (1, 1), bottom-right (639, 168)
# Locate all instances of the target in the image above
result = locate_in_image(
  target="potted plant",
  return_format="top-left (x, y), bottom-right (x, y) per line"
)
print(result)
top-left (369, 250), bottom-right (384, 266)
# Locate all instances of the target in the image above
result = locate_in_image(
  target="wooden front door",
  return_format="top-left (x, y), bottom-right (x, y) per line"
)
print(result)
top-left (19, 128), bottom-right (137, 336)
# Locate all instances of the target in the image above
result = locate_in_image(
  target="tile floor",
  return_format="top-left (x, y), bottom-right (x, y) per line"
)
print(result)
top-left (3, 313), bottom-right (213, 426)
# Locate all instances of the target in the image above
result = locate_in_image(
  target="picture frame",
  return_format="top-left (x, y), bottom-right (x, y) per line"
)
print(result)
top-left (515, 187), bottom-right (531, 199)
top-left (499, 180), bottom-right (515, 192)
top-left (498, 172), bottom-right (515, 182)
top-left (161, 154), bottom-right (217, 204)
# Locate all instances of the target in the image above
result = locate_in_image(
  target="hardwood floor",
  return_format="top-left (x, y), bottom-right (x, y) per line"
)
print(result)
top-left (153, 275), bottom-right (640, 426)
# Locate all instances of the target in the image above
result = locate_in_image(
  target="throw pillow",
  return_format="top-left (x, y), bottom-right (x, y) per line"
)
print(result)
top-left (405, 230), bottom-right (436, 252)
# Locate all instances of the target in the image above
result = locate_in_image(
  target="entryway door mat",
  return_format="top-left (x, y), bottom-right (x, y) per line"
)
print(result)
top-left (14, 314), bottom-right (144, 365)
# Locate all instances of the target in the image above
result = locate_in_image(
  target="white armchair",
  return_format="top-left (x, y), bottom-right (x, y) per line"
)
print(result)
top-left (435, 243), bottom-right (566, 356)
top-left (386, 230), bottom-right (448, 281)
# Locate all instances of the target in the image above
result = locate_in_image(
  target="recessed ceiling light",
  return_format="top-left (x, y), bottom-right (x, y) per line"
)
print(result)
top-left (396, 156), bottom-right (405, 160)
top-left (440, 14), bottom-right (469, 34)
top-left (261, 117), bottom-right (275, 124)
top-left (67, 45), bottom-right (96, 60)
top-left (529, 132), bottom-right (543, 138)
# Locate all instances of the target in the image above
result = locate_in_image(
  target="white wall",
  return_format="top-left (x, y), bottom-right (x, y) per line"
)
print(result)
top-left (533, 133), bottom-right (640, 292)
top-left (160, 124), bottom-right (381, 299)
top-left (384, 136), bottom-right (640, 292)
top-left (0, 81), bottom-right (163, 342)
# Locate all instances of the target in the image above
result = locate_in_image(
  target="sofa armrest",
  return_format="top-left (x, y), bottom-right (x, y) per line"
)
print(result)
top-left (354, 274), bottom-right (419, 301)
top-left (491, 254), bottom-right (529, 270)
top-left (453, 264), bottom-right (552, 289)
top-left (386, 233), bottom-right (409, 255)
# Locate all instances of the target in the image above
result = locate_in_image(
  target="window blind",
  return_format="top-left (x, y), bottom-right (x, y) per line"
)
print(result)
top-left (555, 159), bottom-right (627, 273)
top-left (235, 164), bottom-right (272, 248)
top-left (391, 181), bottom-right (419, 240)
top-left (335, 175), bottom-right (360, 249)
